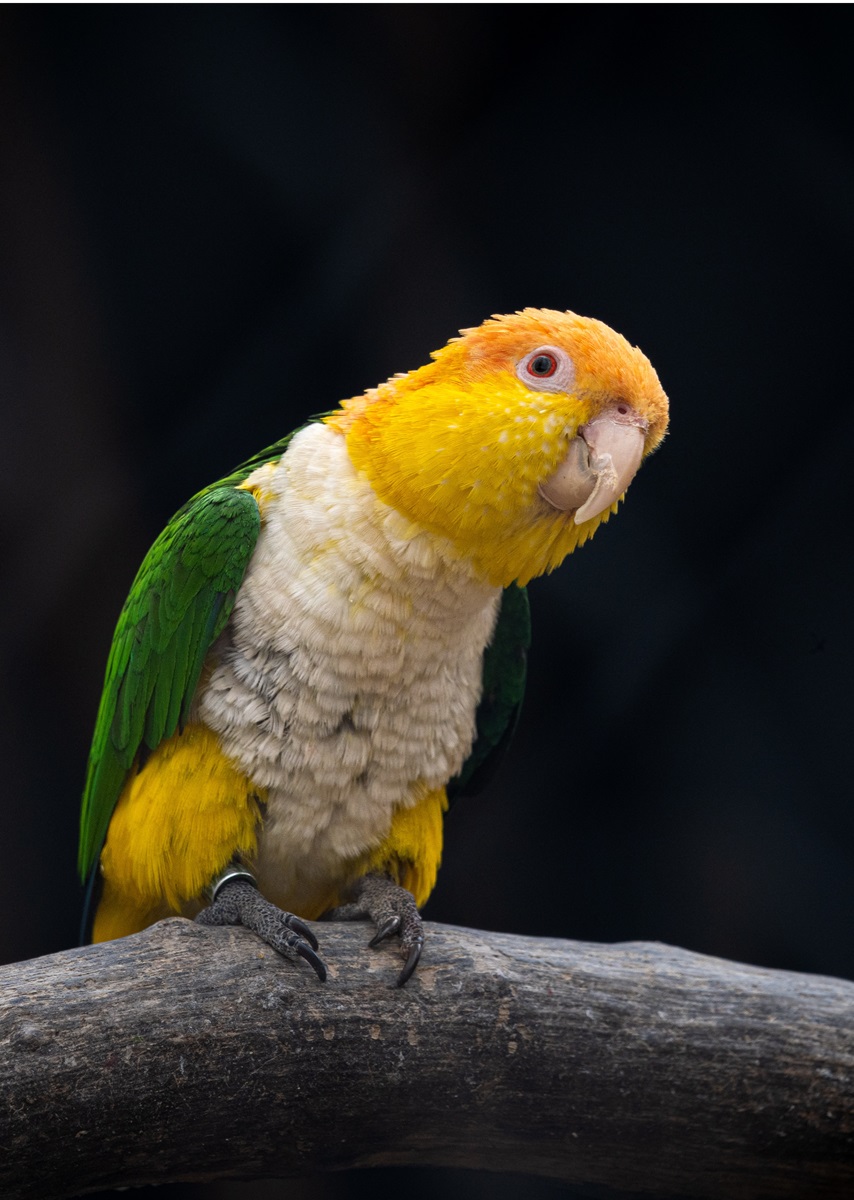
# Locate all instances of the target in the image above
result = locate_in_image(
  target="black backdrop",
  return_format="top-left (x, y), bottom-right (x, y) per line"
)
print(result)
top-left (1, 7), bottom-right (852, 1200)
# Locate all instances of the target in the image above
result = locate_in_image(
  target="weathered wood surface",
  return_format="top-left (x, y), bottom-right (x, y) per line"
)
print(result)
top-left (1, 918), bottom-right (852, 1200)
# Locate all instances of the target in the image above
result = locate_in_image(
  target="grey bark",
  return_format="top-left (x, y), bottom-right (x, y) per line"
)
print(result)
top-left (1, 918), bottom-right (852, 1200)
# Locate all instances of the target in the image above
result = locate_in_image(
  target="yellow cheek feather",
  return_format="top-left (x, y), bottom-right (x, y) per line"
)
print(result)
top-left (331, 377), bottom-right (598, 588)
top-left (94, 725), bottom-right (262, 941)
top-left (326, 308), bottom-right (668, 589)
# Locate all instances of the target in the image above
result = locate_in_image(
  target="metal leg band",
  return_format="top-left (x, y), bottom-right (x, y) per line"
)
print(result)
top-left (207, 864), bottom-right (258, 902)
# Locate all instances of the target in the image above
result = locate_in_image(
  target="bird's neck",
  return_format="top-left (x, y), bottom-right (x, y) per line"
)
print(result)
top-left (243, 422), bottom-right (502, 626)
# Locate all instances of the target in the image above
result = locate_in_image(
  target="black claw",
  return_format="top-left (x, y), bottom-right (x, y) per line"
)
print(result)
top-left (396, 939), bottom-right (423, 988)
top-left (287, 915), bottom-right (319, 952)
top-left (331, 874), bottom-right (425, 985)
top-left (369, 915), bottom-right (401, 947)
top-left (295, 941), bottom-right (328, 982)
top-left (198, 879), bottom-right (326, 980)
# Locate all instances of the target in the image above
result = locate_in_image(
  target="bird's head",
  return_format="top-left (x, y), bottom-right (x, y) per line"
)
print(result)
top-left (327, 308), bottom-right (669, 587)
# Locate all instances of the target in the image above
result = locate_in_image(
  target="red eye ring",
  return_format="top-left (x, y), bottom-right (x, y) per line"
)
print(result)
top-left (527, 352), bottom-right (558, 378)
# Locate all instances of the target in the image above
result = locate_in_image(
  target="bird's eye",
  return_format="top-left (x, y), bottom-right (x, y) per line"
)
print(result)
top-left (515, 345), bottom-right (576, 394)
top-left (528, 354), bottom-right (558, 378)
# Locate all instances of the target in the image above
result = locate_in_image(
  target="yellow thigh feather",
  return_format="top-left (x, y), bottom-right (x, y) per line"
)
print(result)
top-left (94, 725), bottom-right (261, 942)
top-left (363, 785), bottom-right (448, 910)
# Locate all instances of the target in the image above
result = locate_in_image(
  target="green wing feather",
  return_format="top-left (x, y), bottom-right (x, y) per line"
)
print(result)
top-left (447, 583), bottom-right (531, 802)
top-left (78, 430), bottom-right (303, 880)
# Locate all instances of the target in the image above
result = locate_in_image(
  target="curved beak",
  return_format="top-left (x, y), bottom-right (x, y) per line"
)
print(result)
top-left (538, 406), bottom-right (649, 525)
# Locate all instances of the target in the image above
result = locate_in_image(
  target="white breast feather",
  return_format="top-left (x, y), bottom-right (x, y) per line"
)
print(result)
top-left (196, 423), bottom-right (501, 899)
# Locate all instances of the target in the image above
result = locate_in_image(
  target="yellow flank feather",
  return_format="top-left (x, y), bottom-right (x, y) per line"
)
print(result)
top-left (326, 308), bottom-right (668, 587)
top-left (363, 785), bottom-right (448, 909)
top-left (94, 725), bottom-right (262, 941)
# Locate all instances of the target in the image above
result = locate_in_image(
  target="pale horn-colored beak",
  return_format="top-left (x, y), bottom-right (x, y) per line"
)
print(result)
top-left (538, 406), bottom-right (649, 525)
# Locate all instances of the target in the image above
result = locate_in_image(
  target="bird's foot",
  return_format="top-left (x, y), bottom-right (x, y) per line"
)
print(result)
top-left (196, 873), bottom-right (326, 981)
top-left (328, 873), bottom-right (423, 987)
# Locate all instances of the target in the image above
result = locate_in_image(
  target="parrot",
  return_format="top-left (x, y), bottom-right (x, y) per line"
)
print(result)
top-left (79, 308), bottom-right (669, 985)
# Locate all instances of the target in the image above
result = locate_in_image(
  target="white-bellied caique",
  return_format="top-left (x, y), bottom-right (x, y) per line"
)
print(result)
top-left (79, 308), bottom-right (669, 984)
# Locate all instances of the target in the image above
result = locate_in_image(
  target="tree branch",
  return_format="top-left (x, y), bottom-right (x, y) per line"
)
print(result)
top-left (1, 919), bottom-right (852, 1199)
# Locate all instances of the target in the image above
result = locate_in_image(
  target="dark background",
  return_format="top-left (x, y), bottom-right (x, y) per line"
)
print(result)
top-left (1, 6), bottom-right (852, 1199)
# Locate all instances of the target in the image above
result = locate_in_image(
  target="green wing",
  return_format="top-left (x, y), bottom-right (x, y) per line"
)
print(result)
top-left (78, 429), bottom-right (305, 881)
top-left (447, 583), bottom-right (531, 802)
top-left (78, 487), bottom-right (260, 878)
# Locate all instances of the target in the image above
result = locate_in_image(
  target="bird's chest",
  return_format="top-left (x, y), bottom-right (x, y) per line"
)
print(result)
top-left (196, 425), bottom-right (500, 890)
